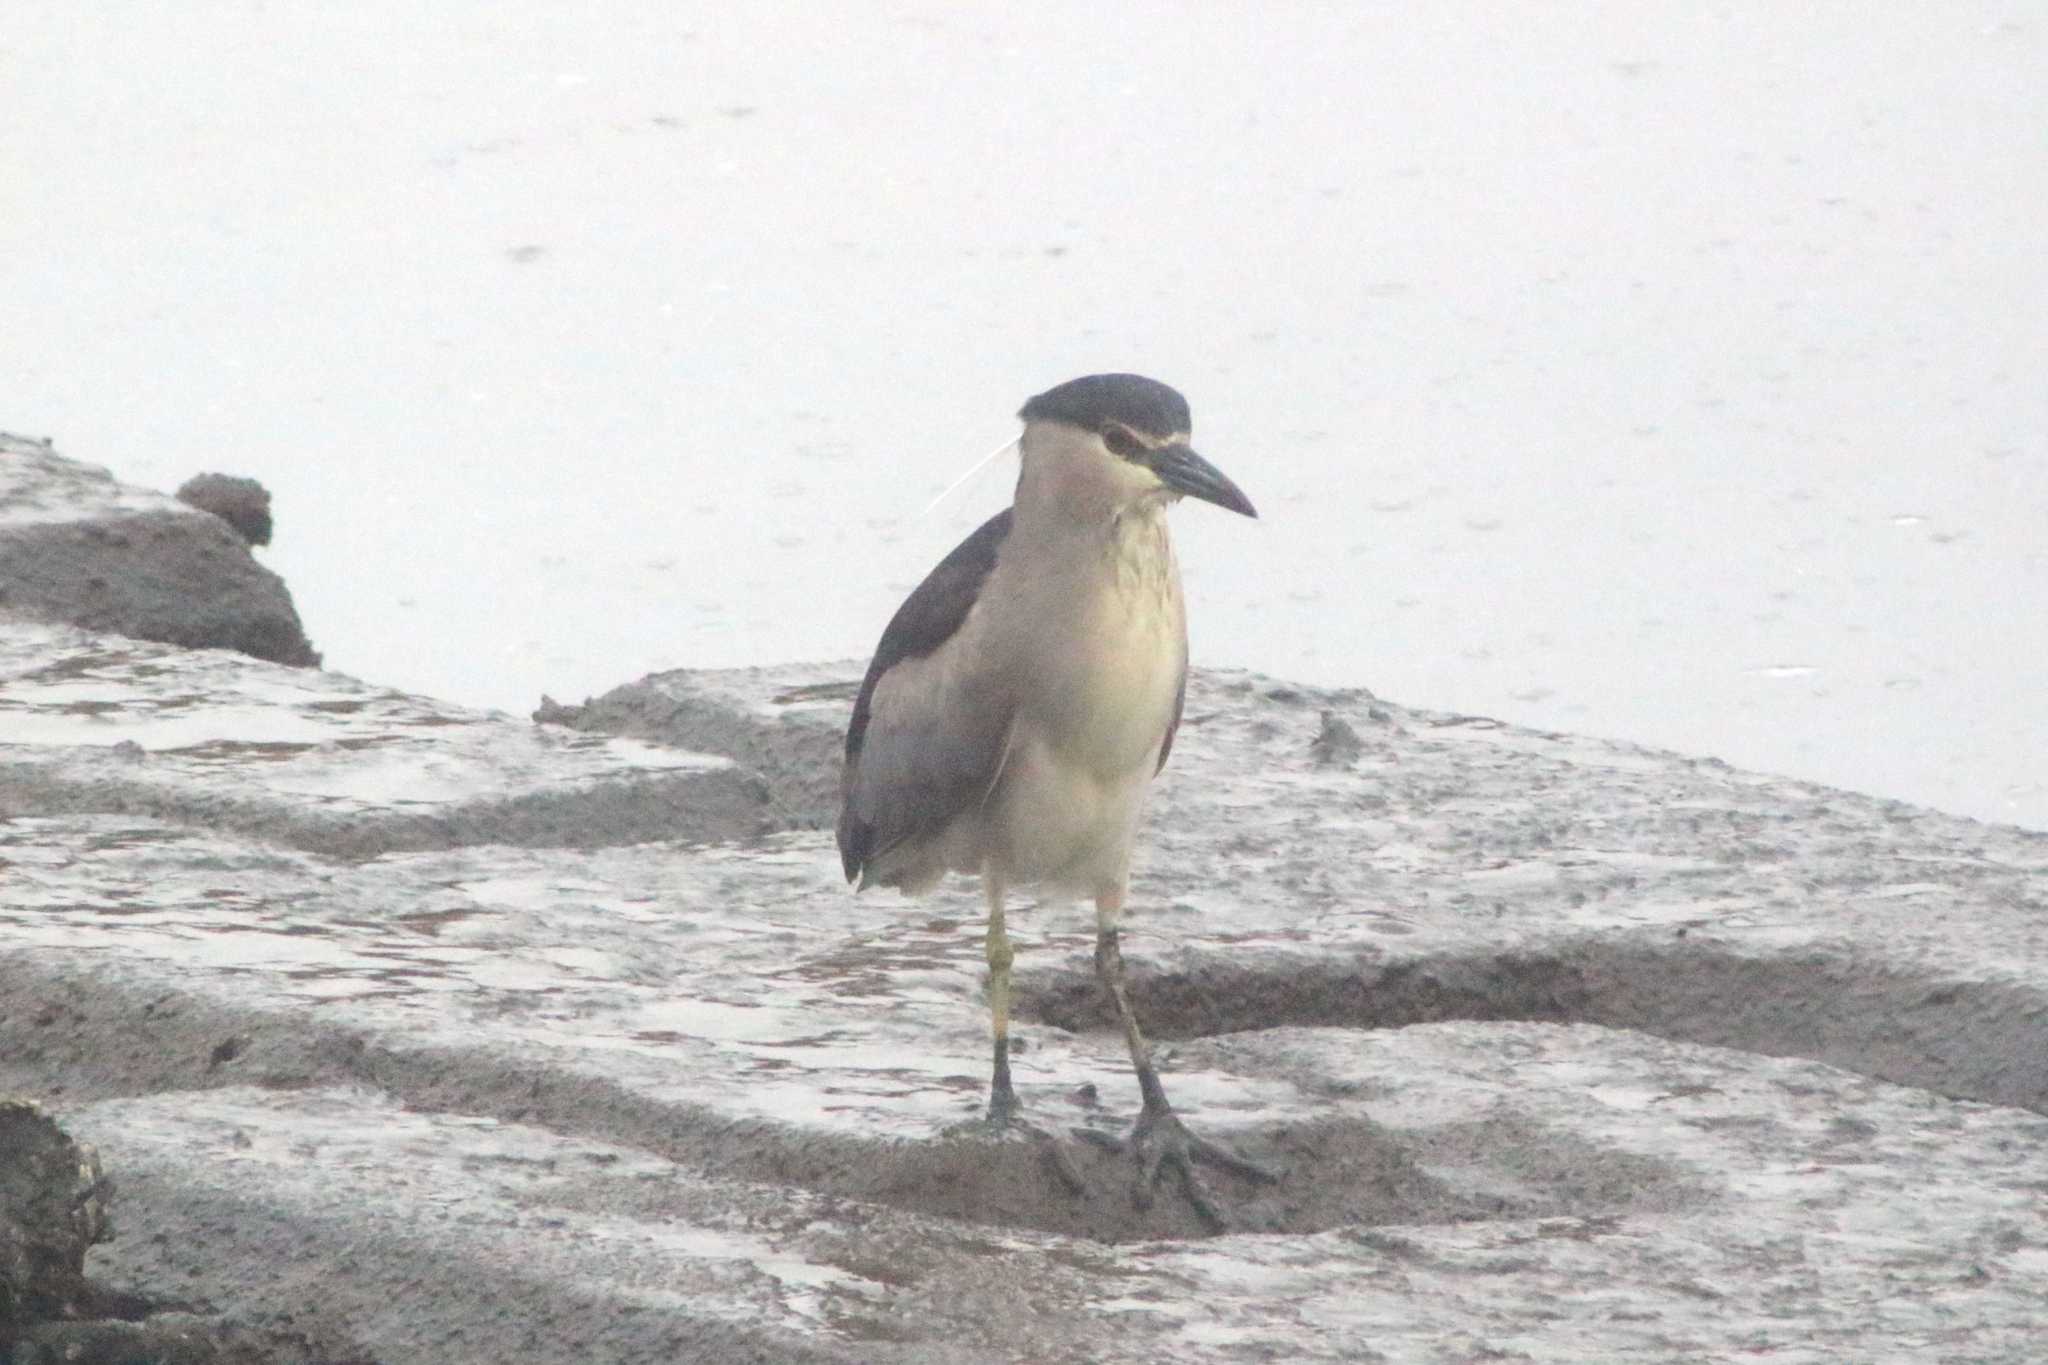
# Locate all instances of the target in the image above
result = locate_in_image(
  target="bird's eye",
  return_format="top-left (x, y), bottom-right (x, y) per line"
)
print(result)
top-left (1102, 428), bottom-right (1143, 459)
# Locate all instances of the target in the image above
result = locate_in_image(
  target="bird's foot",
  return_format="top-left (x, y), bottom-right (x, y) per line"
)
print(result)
top-left (941, 1104), bottom-right (1088, 1195)
top-left (941, 1096), bottom-right (1019, 1138)
top-left (1078, 1105), bottom-right (1278, 1233)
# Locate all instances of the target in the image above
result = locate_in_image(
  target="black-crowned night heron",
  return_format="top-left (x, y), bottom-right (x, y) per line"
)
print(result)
top-left (837, 373), bottom-right (1272, 1226)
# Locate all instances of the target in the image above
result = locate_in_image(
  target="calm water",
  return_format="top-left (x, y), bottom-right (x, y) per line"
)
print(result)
top-left (5, 3), bottom-right (2042, 828)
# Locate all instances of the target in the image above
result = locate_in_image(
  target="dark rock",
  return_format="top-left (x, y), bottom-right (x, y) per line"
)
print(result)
top-left (1, 1100), bottom-right (373, 1364)
top-left (0, 436), bottom-right (319, 667)
top-left (0, 514), bottom-right (319, 666)
top-left (175, 473), bottom-right (273, 547)
top-left (1309, 709), bottom-right (1365, 767)
top-left (0, 1099), bottom-right (112, 1351)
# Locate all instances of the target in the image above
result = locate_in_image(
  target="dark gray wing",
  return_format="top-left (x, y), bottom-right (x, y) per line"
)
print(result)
top-left (838, 509), bottom-right (1013, 884)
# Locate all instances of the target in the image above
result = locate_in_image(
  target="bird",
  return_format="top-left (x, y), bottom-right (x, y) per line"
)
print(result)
top-left (836, 372), bottom-right (1271, 1227)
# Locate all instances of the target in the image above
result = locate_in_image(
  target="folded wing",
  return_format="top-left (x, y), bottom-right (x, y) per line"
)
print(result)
top-left (838, 510), bottom-right (1016, 887)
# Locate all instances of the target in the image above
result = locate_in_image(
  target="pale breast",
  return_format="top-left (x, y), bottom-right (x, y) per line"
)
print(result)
top-left (974, 513), bottom-right (1188, 891)
top-left (1017, 513), bottom-right (1186, 779)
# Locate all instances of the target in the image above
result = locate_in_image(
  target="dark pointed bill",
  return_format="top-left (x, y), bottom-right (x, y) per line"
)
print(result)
top-left (1149, 443), bottom-right (1258, 518)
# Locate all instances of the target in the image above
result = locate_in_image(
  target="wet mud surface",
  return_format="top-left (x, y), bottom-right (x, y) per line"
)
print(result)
top-left (6, 451), bottom-right (2048, 1362)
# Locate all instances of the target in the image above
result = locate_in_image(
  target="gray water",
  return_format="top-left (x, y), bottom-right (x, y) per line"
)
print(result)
top-left (5, 2), bottom-right (2042, 828)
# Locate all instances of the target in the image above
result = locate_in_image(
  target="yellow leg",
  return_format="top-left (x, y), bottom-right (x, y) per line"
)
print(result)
top-left (1087, 884), bottom-right (1276, 1229)
top-left (1094, 888), bottom-right (1169, 1114)
top-left (985, 868), bottom-right (1018, 1123)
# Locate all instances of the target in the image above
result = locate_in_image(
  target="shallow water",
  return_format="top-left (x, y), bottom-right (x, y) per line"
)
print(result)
top-left (4, 3), bottom-right (2042, 827)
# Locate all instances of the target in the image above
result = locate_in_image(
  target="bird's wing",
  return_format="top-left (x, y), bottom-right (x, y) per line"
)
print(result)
top-left (838, 509), bottom-right (1016, 885)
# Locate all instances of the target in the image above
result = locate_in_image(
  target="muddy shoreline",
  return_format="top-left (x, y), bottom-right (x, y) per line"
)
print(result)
top-left (5, 441), bottom-right (2047, 1362)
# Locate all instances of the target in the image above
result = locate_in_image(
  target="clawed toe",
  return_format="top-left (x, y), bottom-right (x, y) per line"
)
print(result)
top-left (1078, 1106), bottom-right (1277, 1232)
top-left (945, 1109), bottom-right (1088, 1195)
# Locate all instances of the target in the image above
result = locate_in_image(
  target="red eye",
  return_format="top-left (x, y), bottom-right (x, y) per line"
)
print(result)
top-left (1103, 428), bottom-right (1143, 458)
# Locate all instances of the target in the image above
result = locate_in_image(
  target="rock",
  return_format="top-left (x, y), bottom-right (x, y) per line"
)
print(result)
top-left (0, 1099), bottom-right (111, 1350)
top-left (1308, 708), bottom-right (1364, 766)
top-left (0, 434), bottom-right (319, 667)
top-left (174, 473), bottom-right (273, 547)
top-left (0, 1099), bottom-right (371, 1364)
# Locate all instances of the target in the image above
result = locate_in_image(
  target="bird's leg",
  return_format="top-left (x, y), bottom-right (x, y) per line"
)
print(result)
top-left (1086, 888), bottom-right (1277, 1231)
top-left (984, 868), bottom-right (1019, 1125)
top-left (946, 871), bottom-right (1085, 1193)
top-left (1092, 888), bottom-right (1168, 1115)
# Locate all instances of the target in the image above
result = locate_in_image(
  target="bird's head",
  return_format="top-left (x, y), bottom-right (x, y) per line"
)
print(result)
top-left (1016, 373), bottom-right (1258, 520)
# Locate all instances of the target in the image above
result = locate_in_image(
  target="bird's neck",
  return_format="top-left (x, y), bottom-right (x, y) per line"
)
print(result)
top-left (1000, 491), bottom-right (1183, 656)
top-left (1011, 484), bottom-right (1177, 577)
top-left (1006, 422), bottom-right (1183, 617)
